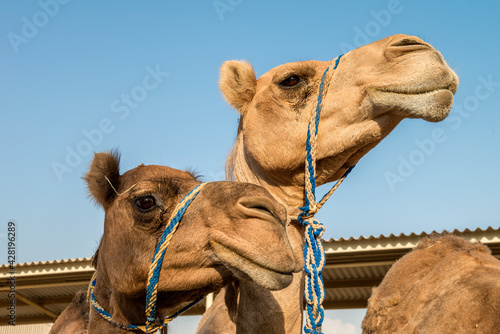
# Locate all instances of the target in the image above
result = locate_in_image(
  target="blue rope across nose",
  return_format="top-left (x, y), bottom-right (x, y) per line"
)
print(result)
top-left (298, 54), bottom-right (356, 334)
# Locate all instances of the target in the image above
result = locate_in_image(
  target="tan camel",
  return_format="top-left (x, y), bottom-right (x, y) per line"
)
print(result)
top-left (50, 291), bottom-right (89, 334)
top-left (197, 34), bottom-right (458, 333)
top-left (62, 151), bottom-right (299, 333)
top-left (362, 236), bottom-right (500, 333)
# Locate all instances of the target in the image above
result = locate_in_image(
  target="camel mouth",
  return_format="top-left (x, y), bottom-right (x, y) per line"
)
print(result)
top-left (210, 241), bottom-right (294, 291)
top-left (367, 87), bottom-right (455, 122)
top-left (374, 80), bottom-right (457, 95)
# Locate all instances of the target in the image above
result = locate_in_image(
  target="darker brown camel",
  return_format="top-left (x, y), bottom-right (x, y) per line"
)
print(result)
top-left (50, 291), bottom-right (89, 334)
top-left (362, 236), bottom-right (500, 334)
top-left (197, 34), bottom-right (459, 333)
top-left (56, 151), bottom-right (300, 333)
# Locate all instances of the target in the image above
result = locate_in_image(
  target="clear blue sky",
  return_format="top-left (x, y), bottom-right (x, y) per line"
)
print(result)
top-left (1, 1), bottom-right (499, 332)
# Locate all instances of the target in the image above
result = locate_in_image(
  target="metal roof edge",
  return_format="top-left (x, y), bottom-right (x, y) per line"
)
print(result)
top-left (324, 226), bottom-right (500, 254)
top-left (0, 258), bottom-right (93, 278)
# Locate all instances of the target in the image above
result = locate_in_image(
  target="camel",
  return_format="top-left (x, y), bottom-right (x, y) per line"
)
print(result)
top-left (68, 151), bottom-right (300, 333)
top-left (362, 236), bottom-right (500, 333)
top-left (50, 291), bottom-right (89, 334)
top-left (197, 34), bottom-right (459, 333)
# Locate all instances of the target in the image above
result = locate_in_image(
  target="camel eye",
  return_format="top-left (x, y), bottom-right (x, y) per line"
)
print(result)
top-left (135, 195), bottom-right (156, 211)
top-left (279, 75), bottom-right (301, 87)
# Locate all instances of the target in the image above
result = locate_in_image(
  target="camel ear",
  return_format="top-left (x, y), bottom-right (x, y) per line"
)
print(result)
top-left (219, 60), bottom-right (256, 114)
top-left (84, 150), bottom-right (121, 208)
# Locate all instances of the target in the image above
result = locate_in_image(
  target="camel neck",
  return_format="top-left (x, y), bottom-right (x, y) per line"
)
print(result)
top-left (89, 276), bottom-right (151, 334)
top-left (228, 140), bottom-right (306, 218)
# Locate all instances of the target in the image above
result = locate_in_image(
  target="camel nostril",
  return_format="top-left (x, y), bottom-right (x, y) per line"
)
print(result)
top-left (238, 197), bottom-right (285, 225)
top-left (390, 37), bottom-right (431, 49)
top-left (386, 36), bottom-right (433, 59)
top-left (251, 205), bottom-right (273, 215)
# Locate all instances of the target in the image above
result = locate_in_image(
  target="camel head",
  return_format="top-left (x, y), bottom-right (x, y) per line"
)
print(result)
top-left (84, 151), bottom-right (299, 317)
top-left (221, 34), bottom-right (458, 206)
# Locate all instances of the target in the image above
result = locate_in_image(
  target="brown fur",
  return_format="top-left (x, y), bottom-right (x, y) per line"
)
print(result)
top-left (84, 149), bottom-right (121, 209)
top-left (80, 151), bottom-right (300, 333)
top-left (362, 236), bottom-right (500, 333)
top-left (50, 291), bottom-right (89, 334)
top-left (198, 34), bottom-right (458, 333)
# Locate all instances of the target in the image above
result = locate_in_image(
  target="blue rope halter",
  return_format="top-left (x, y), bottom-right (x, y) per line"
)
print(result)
top-left (89, 182), bottom-right (207, 333)
top-left (297, 54), bottom-right (356, 334)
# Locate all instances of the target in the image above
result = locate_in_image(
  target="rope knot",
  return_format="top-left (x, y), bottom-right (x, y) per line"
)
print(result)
top-left (309, 203), bottom-right (319, 215)
top-left (310, 220), bottom-right (325, 238)
top-left (298, 209), bottom-right (316, 223)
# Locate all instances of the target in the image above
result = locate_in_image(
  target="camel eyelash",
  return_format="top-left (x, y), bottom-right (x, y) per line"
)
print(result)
top-left (275, 66), bottom-right (317, 86)
top-left (276, 73), bottom-right (301, 85)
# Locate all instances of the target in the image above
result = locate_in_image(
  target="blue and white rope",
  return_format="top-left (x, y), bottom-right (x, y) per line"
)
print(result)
top-left (89, 182), bottom-right (208, 333)
top-left (144, 182), bottom-right (208, 329)
top-left (298, 54), bottom-right (356, 334)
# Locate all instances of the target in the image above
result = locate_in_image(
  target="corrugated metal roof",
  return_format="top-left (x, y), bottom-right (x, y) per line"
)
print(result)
top-left (0, 323), bottom-right (52, 334)
top-left (326, 226), bottom-right (500, 243)
top-left (321, 226), bottom-right (500, 309)
top-left (0, 257), bottom-right (94, 325)
top-left (1, 226), bottom-right (499, 324)
top-left (0, 257), bottom-right (92, 270)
